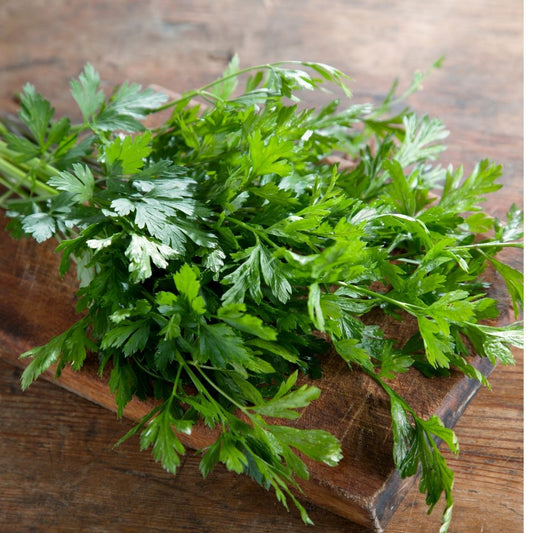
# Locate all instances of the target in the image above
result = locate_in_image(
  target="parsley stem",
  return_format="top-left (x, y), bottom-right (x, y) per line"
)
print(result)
top-left (174, 353), bottom-right (233, 426)
top-left (132, 356), bottom-right (164, 381)
top-left (0, 154), bottom-right (57, 198)
top-left (450, 241), bottom-right (523, 250)
top-left (338, 282), bottom-right (421, 314)
top-left (226, 216), bottom-right (280, 249)
top-left (0, 141), bottom-right (59, 179)
top-left (191, 362), bottom-right (248, 413)
top-left (153, 61), bottom-right (309, 113)
top-left (171, 362), bottom-right (183, 398)
top-left (0, 174), bottom-right (24, 198)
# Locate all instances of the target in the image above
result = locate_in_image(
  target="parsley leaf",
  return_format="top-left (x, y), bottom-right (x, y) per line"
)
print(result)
top-left (70, 63), bottom-right (106, 123)
top-left (47, 163), bottom-right (94, 203)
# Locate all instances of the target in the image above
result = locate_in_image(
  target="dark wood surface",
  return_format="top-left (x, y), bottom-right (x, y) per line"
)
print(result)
top-left (0, 1), bottom-right (523, 531)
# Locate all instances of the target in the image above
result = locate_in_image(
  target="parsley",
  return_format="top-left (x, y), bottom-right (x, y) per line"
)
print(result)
top-left (0, 57), bottom-right (523, 531)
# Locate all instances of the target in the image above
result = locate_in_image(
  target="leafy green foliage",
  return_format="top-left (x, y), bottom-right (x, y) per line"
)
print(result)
top-left (0, 58), bottom-right (523, 530)
top-left (47, 163), bottom-right (95, 203)
top-left (139, 402), bottom-right (192, 474)
top-left (384, 381), bottom-right (458, 533)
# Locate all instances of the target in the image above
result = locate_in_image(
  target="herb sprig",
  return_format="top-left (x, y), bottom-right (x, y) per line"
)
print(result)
top-left (0, 58), bottom-right (523, 531)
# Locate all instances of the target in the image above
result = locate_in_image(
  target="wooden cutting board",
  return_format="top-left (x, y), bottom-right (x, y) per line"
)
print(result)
top-left (0, 204), bottom-right (510, 531)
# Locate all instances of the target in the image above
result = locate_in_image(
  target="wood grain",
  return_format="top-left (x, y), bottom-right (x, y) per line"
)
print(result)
top-left (0, 1), bottom-right (522, 531)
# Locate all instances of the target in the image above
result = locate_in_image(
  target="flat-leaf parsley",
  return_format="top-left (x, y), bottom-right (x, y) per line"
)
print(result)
top-left (0, 58), bottom-right (523, 531)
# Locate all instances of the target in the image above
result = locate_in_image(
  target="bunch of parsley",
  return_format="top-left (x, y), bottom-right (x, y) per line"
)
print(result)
top-left (0, 58), bottom-right (523, 531)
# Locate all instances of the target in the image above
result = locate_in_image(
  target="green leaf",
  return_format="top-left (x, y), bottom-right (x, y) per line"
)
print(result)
top-left (386, 385), bottom-right (456, 529)
top-left (60, 321), bottom-right (95, 371)
top-left (486, 256), bottom-right (523, 317)
top-left (494, 203), bottom-right (523, 242)
top-left (95, 81), bottom-right (168, 132)
top-left (154, 339), bottom-right (178, 371)
top-left (218, 433), bottom-right (248, 474)
top-left (439, 159), bottom-right (502, 212)
top-left (248, 130), bottom-right (293, 177)
top-left (267, 425), bottom-right (342, 467)
top-left (199, 439), bottom-right (221, 478)
top-left (228, 372), bottom-right (265, 406)
top-left (173, 263), bottom-right (200, 298)
top-left (255, 382), bottom-right (321, 420)
top-left (384, 159), bottom-right (417, 215)
top-left (18, 83), bottom-right (54, 147)
top-left (211, 54), bottom-right (241, 100)
top-left (422, 415), bottom-right (459, 454)
top-left (426, 290), bottom-right (475, 324)
top-left (70, 63), bottom-right (105, 123)
top-left (417, 316), bottom-right (453, 368)
top-left (19, 330), bottom-right (70, 389)
top-left (395, 114), bottom-right (448, 167)
top-left (21, 212), bottom-right (56, 242)
top-left (48, 163), bottom-right (94, 203)
top-left (245, 339), bottom-right (299, 363)
top-left (465, 322), bottom-right (522, 365)
top-left (104, 131), bottom-right (152, 174)
top-left (217, 303), bottom-right (277, 341)
top-left (140, 406), bottom-right (191, 474)
top-left (102, 320), bottom-right (150, 356)
top-left (333, 338), bottom-right (374, 372)
top-left (109, 359), bottom-right (137, 417)
top-left (222, 245), bottom-right (262, 304)
top-left (301, 61), bottom-right (352, 96)
top-left (376, 343), bottom-right (413, 379)
top-left (196, 322), bottom-right (253, 371)
top-left (173, 263), bottom-right (206, 315)
top-left (307, 283), bottom-right (325, 331)
top-left (125, 234), bottom-right (178, 282)
top-left (258, 244), bottom-right (292, 304)
top-left (4, 131), bottom-right (40, 161)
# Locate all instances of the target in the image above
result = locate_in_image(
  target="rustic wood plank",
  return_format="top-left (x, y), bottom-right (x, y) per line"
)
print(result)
top-left (0, 358), bottom-right (366, 533)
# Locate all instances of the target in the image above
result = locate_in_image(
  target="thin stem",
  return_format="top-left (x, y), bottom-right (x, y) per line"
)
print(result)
top-left (337, 281), bottom-right (422, 314)
top-left (450, 241), bottom-right (523, 250)
top-left (6, 193), bottom-right (57, 205)
top-left (171, 362), bottom-right (183, 398)
top-left (191, 362), bottom-right (248, 413)
top-left (153, 61), bottom-right (312, 113)
top-left (133, 356), bottom-right (163, 381)
top-left (175, 353), bottom-right (232, 426)
top-left (226, 216), bottom-right (280, 250)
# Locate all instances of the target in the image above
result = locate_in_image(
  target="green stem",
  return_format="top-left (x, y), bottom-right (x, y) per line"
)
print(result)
top-left (171, 362), bottom-right (183, 398)
top-left (0, 155), bottom-right (58, 199)
top-left (132, 356), bottom-right (165, 381)
top-left (191, 362), bottom-right (248, 413)
top-left (153, 61), bottom-right (302, 113)
top-left (0, 173), bottom-right (24, 197)
top-left (0, 141), bottom-right (60, 180)
top-left (175, 353), bottom-right (233, 426)
top-left (226, 216), bottom-right (280, 250)
top-left (450, 241), bottom-right (523, 250)
top-left (338, 281), bottom-right (422, 314)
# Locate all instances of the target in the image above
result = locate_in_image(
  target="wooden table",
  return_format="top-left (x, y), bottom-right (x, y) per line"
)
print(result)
top-left (0, 1), bottom-right (523, 531)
